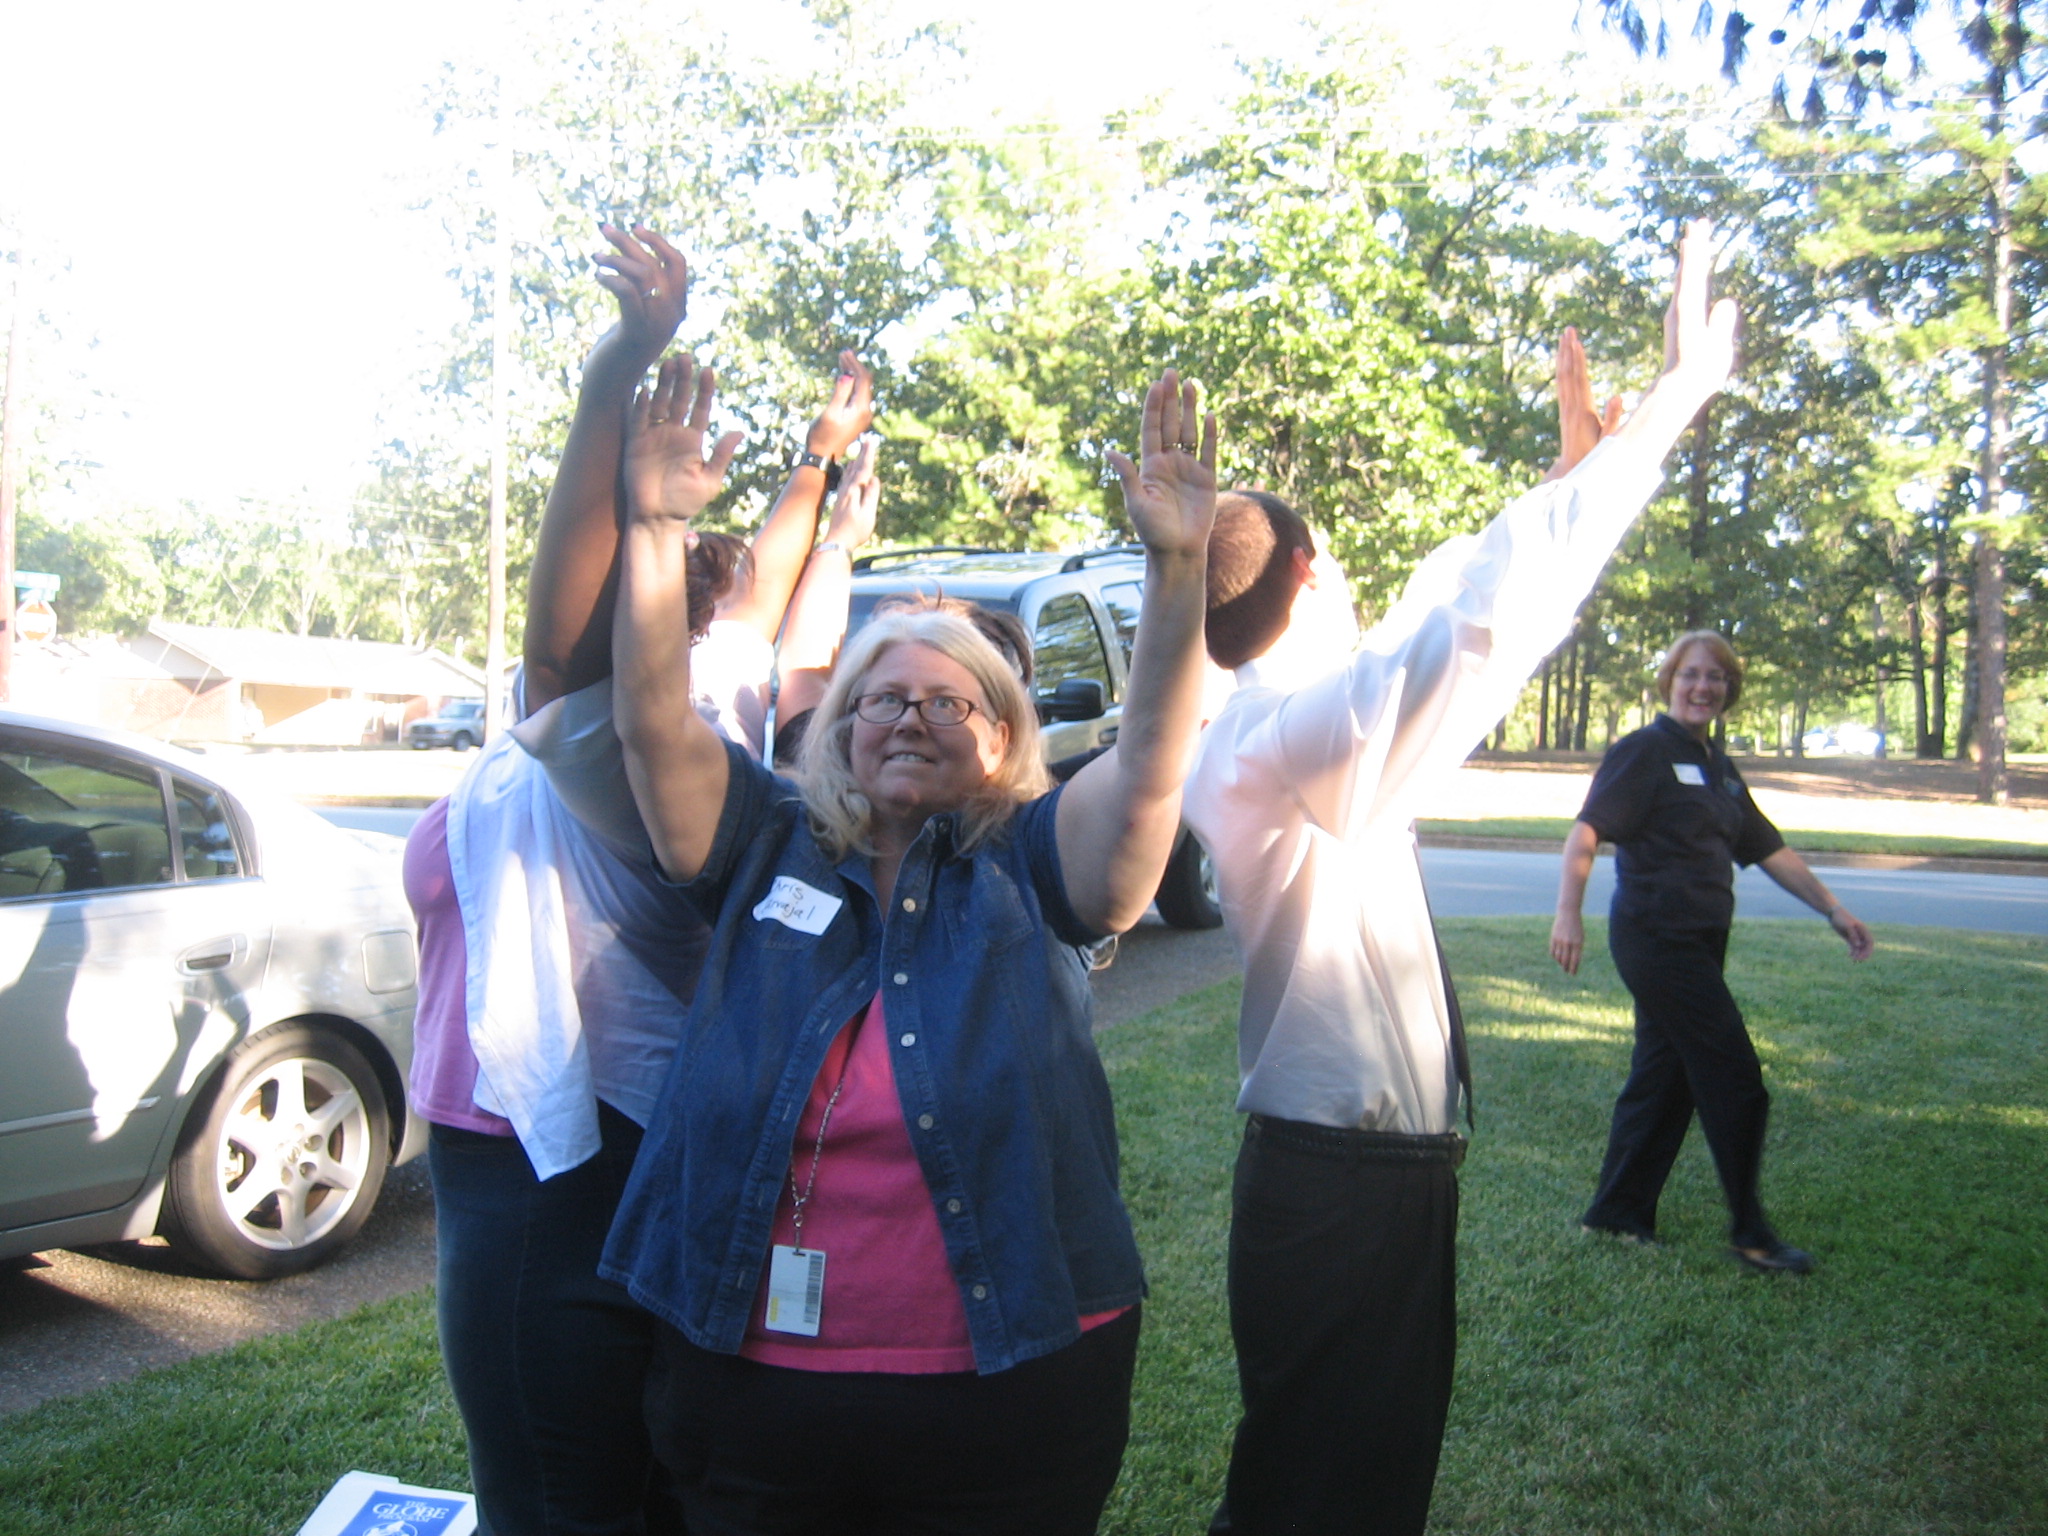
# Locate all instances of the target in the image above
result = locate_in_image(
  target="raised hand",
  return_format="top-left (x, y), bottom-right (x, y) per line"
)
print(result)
top-left (1661, 219), bottom-right (1740, 401)
top-left (1105, 370), bottom-right (1218, 560)
top-left (1544, 325), bottom-right (1625, 482)
top-left (592, 224), bottom-right (691, 369)
top-left (623, 355), bottom-right (743, 524)
top-left (806, 351), bottom-right (875, 460)
top-left (825, 438), bottom-right (882, 550)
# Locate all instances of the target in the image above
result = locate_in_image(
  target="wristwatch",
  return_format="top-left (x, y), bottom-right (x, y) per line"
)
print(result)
top-left (789, 448), bottom-right (843, 492)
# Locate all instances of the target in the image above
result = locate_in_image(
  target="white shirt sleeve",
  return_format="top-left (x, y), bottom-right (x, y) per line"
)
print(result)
top-left (1260, 436), bottom-right (1666, 842)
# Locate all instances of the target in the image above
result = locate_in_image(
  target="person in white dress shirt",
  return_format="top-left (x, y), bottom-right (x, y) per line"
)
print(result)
top-left (1185, 223), bottom-right (1739, 1536)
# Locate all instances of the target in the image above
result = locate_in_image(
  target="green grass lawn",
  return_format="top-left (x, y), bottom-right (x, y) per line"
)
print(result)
top-left (1418, 816), bottom-right (2048, 862)
top-left (3, 919), bottom-right (2043, 1535)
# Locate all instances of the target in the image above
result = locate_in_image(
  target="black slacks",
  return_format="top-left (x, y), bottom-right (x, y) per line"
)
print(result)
top-left (430, 1102), bottom-right (687, 1536)
top-left (1582, 913), bottom-right (1777, 1249)
top-left (1211, 1116), bottom-right (1462, 1536)
top-left (642, 1307), bottom-right (1139, 1536)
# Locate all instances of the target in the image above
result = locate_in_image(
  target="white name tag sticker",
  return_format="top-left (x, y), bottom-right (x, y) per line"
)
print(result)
top-left (1672, 763), bottom-right (1707, 786)
top-left (752, 876), bottom-right (843, 936)
top-left (764, 1244), bottom-right (825, 1335)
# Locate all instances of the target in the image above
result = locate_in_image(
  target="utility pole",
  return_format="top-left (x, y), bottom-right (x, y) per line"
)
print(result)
top-left (484, 112), bottom-right (512, 739)
top-left (0, 274), bottom-right (21, 705)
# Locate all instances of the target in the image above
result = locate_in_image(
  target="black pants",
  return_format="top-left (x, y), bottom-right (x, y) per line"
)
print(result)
top-left (643, 1307), bottom-right (1140, 1536)
top-left (1211, 1116), bottom-right (1462, 1536)
top-left (1582, 914), bottom-right (1776, 1249)
top-left (431, 1103), bottom-right (687, 1536)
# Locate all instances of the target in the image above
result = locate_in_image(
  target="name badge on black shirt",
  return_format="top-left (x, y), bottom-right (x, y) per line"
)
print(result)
top-left (1672, 763), bottom-right (1706, 786)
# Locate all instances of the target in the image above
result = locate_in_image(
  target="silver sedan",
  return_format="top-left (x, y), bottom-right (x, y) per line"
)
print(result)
top-left (0, 709), bottom-right (423, 1279)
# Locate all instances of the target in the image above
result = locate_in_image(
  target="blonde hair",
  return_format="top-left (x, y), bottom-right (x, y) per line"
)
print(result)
top-left (795, 610), bottom-right (1051, 860)
top-left (1657, 631), bottom-right (1745, 710)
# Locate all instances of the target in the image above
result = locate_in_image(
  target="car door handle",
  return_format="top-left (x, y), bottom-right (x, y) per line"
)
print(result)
top-left (1098, 726), bottom-right (1118, 745)
top-left (179, 936), bottom-right (247, 974)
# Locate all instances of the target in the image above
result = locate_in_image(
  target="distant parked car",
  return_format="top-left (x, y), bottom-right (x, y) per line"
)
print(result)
top-left (846, 545), bottom-right (1221, 929)
top-left (0, 709), bottom-right (423, 1279)
top-left (406, 697), bottom-right (485, 751)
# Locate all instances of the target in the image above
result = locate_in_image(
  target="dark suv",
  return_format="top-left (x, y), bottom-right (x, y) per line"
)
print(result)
top-left (846, 546), bottom-right (1219, 929)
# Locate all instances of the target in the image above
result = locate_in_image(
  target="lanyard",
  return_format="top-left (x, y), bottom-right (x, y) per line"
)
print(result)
top-left (786, 1017), bottom-right (861, 1254)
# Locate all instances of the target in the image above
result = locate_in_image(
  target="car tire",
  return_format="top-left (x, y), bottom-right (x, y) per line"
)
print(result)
top-left (451, 732), bottom-right (477, 751)
top-left (1153, 828), bottom-right (1223, 930)
top-left (161, 1023), bottom-right (391, 1280)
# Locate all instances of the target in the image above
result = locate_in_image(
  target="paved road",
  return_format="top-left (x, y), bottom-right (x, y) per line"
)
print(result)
top-left (7, 823), bottom-right (2036, 1419)
top-left (1419, 845), bottom-right (2048, 935)
top-left (320, 808), bottom-right (2048, 936)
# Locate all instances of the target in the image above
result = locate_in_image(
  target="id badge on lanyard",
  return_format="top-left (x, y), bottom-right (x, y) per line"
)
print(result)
top-left (764, 1245), bottom-right (826, 1336)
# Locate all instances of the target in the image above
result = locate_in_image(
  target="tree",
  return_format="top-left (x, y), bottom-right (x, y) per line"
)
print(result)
top-left (1594, 0), bottom-right (2047, 799)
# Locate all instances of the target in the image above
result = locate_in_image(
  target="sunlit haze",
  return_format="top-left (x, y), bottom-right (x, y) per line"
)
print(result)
top-left (0, 0), bottom-right (1713, 523)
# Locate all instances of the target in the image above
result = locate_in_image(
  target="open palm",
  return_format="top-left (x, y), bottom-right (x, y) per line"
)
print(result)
top-left (1107, 370), bottom-right (1219, 558)
top-left (624, 355), bottom-right (742, 523)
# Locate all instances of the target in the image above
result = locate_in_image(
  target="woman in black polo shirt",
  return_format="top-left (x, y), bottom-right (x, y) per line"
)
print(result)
top-left (1550, 631), bottom-right (1874, 1273)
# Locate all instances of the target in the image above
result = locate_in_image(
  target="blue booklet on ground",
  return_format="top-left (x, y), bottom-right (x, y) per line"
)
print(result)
top-left (295, 1471), bottom-right (479, 1536)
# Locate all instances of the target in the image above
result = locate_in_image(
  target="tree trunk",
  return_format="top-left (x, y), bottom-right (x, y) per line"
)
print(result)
top-left (1684, 400), bottom-right (1714, 631)
top-left (1972, 1), bottom-right (2016, 805)
top-left (1793, 696), bottom-right (1809, 758)
top-left (1929, 532), bottom-right (1951, 757)
top-left (1908, 591), bottom-right (1930, 756)
top-left (1956, 611), bottom-right (1979, 761)
top-left (1574, 649), bottom-right (1594, 752)
top-left (1537, 657), bottom-right (1551, 750)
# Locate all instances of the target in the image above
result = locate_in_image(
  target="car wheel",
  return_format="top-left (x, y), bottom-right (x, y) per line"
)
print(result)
top-left (1153, 828), bottom-right (1223, 930)
top-left (161, 1023), bottom-right (391, 1280)
top-left (451, 732), bottom-right (477, 751)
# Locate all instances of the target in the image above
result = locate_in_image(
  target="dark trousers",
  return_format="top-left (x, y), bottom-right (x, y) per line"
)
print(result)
top-left (1582, 914), bottom-right (1776, 1249)
top-left (642, 1307), bottom-right (1140, 1536)
top-left (1211, 1116), bottom-right (1462, 1536)
top-left (430, 1102), bottom-right (687, 1536)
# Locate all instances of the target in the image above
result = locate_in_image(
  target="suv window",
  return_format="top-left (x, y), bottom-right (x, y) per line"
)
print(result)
top-left (1032, 594), bottom-right (1112, 702)
top-left (1099, 581), bottom-right (1143, 668)
top-left (0, 747), bottom-right (174, 897)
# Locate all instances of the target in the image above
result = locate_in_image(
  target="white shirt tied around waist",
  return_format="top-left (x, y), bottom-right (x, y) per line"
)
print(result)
top-left (1183, 436), bottom-right (1666, 1135)
top-left (447, 729), bottom-right (699, 1179)
top-left (449, 621), bottom-right (773, 1181)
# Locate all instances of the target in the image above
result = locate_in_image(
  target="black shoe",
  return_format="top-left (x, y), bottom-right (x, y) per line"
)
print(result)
top-left (1582, 1222), bottom-right (1660, 1247)
top-left (1732, 1241), bottom-right (1815, 1274)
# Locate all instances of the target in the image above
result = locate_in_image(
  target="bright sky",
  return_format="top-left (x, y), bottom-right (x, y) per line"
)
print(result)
top-left (0, 0), bottom-right (1725, 524)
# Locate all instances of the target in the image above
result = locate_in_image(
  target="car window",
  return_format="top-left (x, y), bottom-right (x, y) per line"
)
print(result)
top-left (0, 746), bottom-right (174, 898)
top-left (1032, 594), bottom-right (1112, 699)
top-left (1099, 581), bottom-right (1143, 668)
top-left (175, 780), bottom-right (243, 881)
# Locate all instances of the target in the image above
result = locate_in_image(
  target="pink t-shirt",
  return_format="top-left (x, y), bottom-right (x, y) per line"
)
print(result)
top-left (739, 994), bottom-right (1127, 1375)
top-left (402, 799), bottom-right (514, 1137)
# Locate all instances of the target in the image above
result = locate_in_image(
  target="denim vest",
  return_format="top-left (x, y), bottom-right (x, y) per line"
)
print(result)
top-left (599, 740), bottom-right (1146, 1375)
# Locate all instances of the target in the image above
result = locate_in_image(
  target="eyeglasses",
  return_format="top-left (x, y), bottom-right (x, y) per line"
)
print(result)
top-left (1674, 668), bottom-right (1730, 687)
top-left (852, 692), bottom-right (981, 728)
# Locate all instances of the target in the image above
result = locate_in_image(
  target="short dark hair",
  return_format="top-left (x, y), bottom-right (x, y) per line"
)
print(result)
top-left (1656, 631), bottom-right (1745, 710)
top-left (1205, 490), bottom-right (1316, 670)
top-left (687, 531), bottom-right (748, 640)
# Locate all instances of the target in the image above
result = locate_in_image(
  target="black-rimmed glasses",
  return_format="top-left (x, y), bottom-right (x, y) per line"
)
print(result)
top-left (852, 692), bottom-right (980, 727)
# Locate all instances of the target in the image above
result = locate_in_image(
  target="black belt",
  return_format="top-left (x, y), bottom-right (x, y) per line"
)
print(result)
top-left (1246, 1114), bottom-right (1467, 1168)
